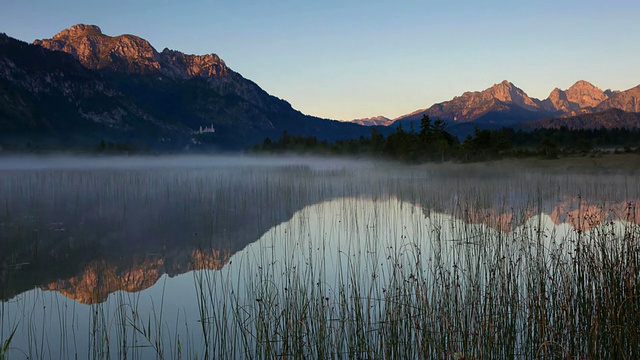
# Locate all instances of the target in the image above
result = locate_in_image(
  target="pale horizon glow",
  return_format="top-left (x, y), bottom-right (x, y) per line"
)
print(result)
top-left (1, 0), bottom-right (639, 120)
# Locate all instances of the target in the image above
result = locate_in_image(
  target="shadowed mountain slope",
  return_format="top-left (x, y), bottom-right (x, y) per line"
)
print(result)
top-left (1, 25), bottom-right (371, 150)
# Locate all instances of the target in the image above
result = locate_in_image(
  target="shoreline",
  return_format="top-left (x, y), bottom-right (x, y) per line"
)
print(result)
top-left (0, 151), bottom-right (637, 172)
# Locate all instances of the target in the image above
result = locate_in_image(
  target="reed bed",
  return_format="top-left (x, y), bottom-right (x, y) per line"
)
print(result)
top-left (191, 197), bottom-right (639, 359)
top-left (0, 156), bottom-right (638, 359)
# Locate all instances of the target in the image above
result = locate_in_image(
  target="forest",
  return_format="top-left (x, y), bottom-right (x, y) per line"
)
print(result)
top-left (255, 115), bottom-right (640, 162)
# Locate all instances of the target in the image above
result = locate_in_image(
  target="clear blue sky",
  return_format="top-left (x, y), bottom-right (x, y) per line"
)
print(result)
top-left (2, 0), bottom-right (639, 120)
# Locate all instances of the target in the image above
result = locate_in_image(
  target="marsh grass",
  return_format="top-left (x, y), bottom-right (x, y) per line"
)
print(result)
top-left (0, 157), bottom-right (639, 359)
top-left (181, 192), bottom-right (639, 359)
top-left (213, 198), bottom-right (640, 359)
top-left (0, 300), bottom-right (17, 360)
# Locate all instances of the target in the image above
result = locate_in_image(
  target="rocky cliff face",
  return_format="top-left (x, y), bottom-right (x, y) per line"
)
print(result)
top-left (159, 49), bottom-right (228, 78)
top-left (35, 24), bottom-right (163, 74)
top-left (541, 80), bottom-right (610, 113)
top-left (542, 88), bottom-right (572, 112)
top-left (596, 85), bottom-right (640, 113)
top-left (482, 80), bottom-right (540, 111)
top-left (565, 80), bottom-right (609, 108)
top-left (34, 24), bottom-right (230, 79)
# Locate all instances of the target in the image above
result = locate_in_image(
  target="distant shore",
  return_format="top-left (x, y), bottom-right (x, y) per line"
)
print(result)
top-left (0, 150), bottom-right (637, 174)
top-left (416, 153), bottom-right (640, 174)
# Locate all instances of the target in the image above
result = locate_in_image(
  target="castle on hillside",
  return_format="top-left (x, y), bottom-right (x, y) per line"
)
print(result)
top-left (194, 124), bottom-right (215, 134)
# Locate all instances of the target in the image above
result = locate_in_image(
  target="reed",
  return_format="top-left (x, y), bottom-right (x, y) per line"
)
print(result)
top-left (0, 156), bottom-right (638, 358)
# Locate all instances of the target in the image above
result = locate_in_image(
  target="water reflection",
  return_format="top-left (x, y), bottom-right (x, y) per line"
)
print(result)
top-left (1, 157), bottom-right (638, 304)
top-left (1, 159), bottom-right (364, 303)
top-left (0, 156), bottom-right (639, 358)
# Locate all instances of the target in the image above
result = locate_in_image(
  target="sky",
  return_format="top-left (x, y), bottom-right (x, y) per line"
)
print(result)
top-left (1, 0), bottom-right (639, 120)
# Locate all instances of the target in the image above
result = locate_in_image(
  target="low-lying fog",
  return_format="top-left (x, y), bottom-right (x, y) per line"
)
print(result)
top-left (0, 154), bottom-right (379, 171)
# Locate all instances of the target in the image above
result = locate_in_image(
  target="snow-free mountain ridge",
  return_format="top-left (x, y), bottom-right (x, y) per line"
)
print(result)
top-left (391, 80), bottom-right (640, 128)
top-left (346, 116), bottom-right (394, 126)
top-left (1, 24), bottom-right (638, 149)
top-left (1, 25), bottom-right (373, 150)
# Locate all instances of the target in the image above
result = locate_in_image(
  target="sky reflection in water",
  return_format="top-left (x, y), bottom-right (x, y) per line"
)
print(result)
top-left (1, 155), bottom-right (638, 358)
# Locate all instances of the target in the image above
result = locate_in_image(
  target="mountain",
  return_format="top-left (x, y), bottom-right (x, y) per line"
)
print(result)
top-left (392, 80), bottom-right (640, 132)
top-left (33, 24), bottom-right (275, 108)
top-left (0, 32), bottom-right (173, 149)
top-left (595, 84), bottom-right (640, 113)
top-left (34, 24), bottom-right (170, 75)
top-left (526, 108), bottom-right (640, 130)
top-left (1, 25), bottom-right (370, 151)
top-left (39, 248), bottom-right (232, 304)
top-left (347, 115), bottom-right (394, 126)
top-left (394, 80), bottom-right (553, 126)
top-left (541, 80), bottom-right (610, 113)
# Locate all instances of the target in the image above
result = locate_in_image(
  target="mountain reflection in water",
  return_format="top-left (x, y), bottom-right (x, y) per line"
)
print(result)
top-left (0, 156), bottom-right (638, 304)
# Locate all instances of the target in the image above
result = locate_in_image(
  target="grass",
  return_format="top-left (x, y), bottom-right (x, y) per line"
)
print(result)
top-left (218, 198), bottom-right (639, 359)
top-left (0, 323), bottom-right (17, 360)
top-left (0, 155), bottom-right (639, 358)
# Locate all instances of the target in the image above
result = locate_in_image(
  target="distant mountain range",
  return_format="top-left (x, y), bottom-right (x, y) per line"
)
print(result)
top-left (0, 24), bottom-right (372, 150)
top-left (346, 115), bottom-right (394, 126)
top-left (355, 80), bottom-right (640, 131)
top-left (1, 24), bottom-right (638, 150)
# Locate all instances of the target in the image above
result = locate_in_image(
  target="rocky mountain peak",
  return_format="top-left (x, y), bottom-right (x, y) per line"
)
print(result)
top-left (564, 80), bottom-right (608, 108)
top-left (570, 80), bottom-right (593, 87)
top-left (542, 80), bottom-right (609, 113)
top-left (35, 24), bottom-right (161, 73)
top-left (159, 48), bottom-right (229, 78)
top-left (52, 24), bottom-right (103, 40)
top-left (496, 79), bottom-right (512, 87)
top-left (1, 29), bottom-right (373, 151)
top-left (486, 80), bottom-right (511, 98)
top-left (35, 24), bottom-right (230, 80)
top-left (393, 79), bottom-right (638, 127)
top-left (484, 80), bottom-right (539, 111)
top-left (394, 80), bottom-right (544, 124)
top-left (541, 87), bottom-right (571, 112)
top-left (548, 87), bottom-right (561, 95)
top-left (547, 87), bottom-right (566, 100)
top-left (596, 84), bottom-right (640, 113)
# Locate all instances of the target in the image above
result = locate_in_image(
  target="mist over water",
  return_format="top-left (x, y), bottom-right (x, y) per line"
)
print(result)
top-left (0, 154), bottom-right (375, 171)
top-left (1, 154), bottom-right (639, 359)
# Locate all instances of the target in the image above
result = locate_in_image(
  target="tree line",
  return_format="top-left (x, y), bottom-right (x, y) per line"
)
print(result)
top-left (254, 115), bottom-right (640, 162)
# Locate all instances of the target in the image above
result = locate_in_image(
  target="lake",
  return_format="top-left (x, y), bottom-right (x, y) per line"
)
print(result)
top-left (1, 155), bottom-right (639, 359)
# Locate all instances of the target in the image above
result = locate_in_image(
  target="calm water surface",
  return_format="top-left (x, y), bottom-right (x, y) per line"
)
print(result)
top-left (1, 155), bottom-right (638, 359)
